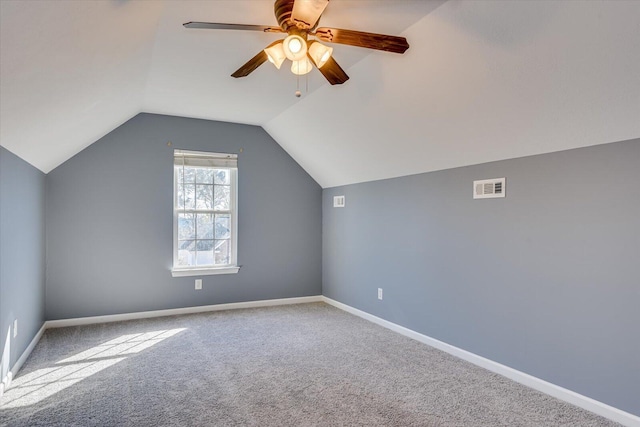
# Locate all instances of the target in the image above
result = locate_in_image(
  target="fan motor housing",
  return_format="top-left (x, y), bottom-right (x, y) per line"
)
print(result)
top-left (275, 0), bottom-right (303, 33)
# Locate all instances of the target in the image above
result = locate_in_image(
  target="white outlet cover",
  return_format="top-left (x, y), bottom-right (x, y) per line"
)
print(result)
top-left (195, 279), bottom-right (203, 290)
top-left (13, 319), bottom-right (18, 338)
top-left (378, 288), bottom-right (383, 300)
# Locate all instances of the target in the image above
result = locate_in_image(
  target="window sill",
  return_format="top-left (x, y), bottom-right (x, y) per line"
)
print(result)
top-left (171, 266), bottom-right (240, 277)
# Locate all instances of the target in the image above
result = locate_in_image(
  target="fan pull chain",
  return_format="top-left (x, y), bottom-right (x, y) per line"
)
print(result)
top-left (295, 69), bottom-right (301, 97)
top-left (293, 63), bottom-right (309, 98)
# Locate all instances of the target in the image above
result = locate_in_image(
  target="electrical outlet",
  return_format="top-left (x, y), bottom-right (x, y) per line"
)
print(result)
top-left (195, 279), bottom-right (202, 290)
top-left (378, 288), bottom-right (383, 300)
top-left (13, 319), bottom-right (18, 338)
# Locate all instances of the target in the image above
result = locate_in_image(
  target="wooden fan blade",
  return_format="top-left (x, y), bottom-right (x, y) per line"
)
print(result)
top-left (231, 51), bottom-right (267, 78)
top-left (231, 41), bottom-right (282, 78)
top-left (309, 54), bottom-right (349, 85)
top-left (291, 0), bottom-right (329, 30)
top-left (183, 22), bottom-right (284, 33)
top-left (314, 27), bottom-right (409, 54)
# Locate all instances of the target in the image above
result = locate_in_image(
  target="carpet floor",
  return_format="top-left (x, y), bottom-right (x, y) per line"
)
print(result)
top-left (0, 302), bottom-right (618, 426)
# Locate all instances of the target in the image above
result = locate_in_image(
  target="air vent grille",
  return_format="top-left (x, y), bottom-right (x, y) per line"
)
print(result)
top-left (474, 178), bottom-right (506, 199)
top-left (333, 195), bottom-right (345, 207)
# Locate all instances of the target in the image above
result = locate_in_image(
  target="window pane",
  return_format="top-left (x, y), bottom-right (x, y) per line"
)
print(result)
top-left (195, 184), bottom-right (213, 210)
top-left (196, 213), bottom-right (214, 239)
top-left (214, 169), bottom-right (230, 185)
top-left (196, 240), bottom-right (214, 266)
top-left (177, 240), bottom-right (195, 266)
top-left (177, 184), bottom-right (196, 210)
top-left (178, 213), bottom-right (195, 240)
top-left (196, 168), bottom-right (214, 184)
top-left (176, 166), bottom-right (196, 184)
top-left (214, 185), bottom-right (230, 211)
top-left (215, 215), bottom-right (231, 239)
top-left (196, 240), bottom-right (214, 251)
top-left (214, 240), bottom-right (230, 265)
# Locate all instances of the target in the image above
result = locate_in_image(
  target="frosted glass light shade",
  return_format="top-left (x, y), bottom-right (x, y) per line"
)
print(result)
top-left (264, 42), bottom-right (286, 69)
top-left (308, 42), bottom-right (333, 68)
top-left (283, 35), bottom-right (307, 61)
top-left (291, 58), bottom-right (313, 75)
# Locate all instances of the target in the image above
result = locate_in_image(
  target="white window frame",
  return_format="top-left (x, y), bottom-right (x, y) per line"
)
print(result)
top-left (171, 149), bottom-right (239, 277)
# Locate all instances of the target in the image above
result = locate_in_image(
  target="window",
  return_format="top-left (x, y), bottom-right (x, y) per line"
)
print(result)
top-left (171, 150), bottom-right (239, 277)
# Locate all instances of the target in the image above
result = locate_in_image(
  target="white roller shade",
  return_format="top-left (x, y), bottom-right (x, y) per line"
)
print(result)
top-left (174, 149), bottom-right (238, 168)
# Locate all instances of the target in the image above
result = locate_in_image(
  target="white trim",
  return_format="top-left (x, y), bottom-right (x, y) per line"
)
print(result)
top-left (0, 295), bottom-right (309, 398)
top-left (1, 296), bottom-right (322, 397)
top-left (230, 166), bottom-right (238, 267)
top-left (171, 266), bottom-right (240, 277)
top-left (172, 159), bottom-right (239, 272)
top-left (0, 322), bottom-right (46, 398)
top-left (321, 296), bottom-right (640, 427)
top-left (45, 296), bottom-right (323, 328)
top-left (5, 297), bottom-right (637, 426)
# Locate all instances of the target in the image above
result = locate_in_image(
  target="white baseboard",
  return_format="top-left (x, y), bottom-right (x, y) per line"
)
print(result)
top-left (0, 322), bottom-right (46, 398)
top-left (322, 296), bottom-right (640, 427)
top-left (45, 295), bottom-right (323, 328)
top-left (4, 296), bottom-right (638, 426)
top-left (1, 295), bottom-right (322, 397)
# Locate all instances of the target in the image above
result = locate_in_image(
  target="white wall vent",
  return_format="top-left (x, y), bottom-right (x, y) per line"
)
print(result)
top-left (473, 178), bottom-right (506, 199)
top-left (333, 195), bottom-right (346, 208)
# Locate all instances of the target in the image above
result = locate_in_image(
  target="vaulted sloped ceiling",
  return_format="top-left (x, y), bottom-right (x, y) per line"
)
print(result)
top-left (1, 1), bottom-right (639, 187)
top-left (265, 0), bottom-right (640, 187)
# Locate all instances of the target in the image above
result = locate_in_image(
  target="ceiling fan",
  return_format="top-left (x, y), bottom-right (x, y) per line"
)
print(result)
top-left (183, 0), bottom-right (410, 86)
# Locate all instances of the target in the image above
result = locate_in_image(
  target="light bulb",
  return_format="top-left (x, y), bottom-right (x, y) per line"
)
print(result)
top-left (282, 35), bottom-right (308, 61)
top-left (288, 38), bottom-right (302, 53)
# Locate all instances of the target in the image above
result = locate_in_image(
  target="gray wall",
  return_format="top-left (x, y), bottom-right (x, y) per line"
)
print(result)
top-left (0, 147), bottom-right (46, 380)
top-left (46, 113), bottom-right (322, 320)
top-left (323, 138), bottom-right (640, 416)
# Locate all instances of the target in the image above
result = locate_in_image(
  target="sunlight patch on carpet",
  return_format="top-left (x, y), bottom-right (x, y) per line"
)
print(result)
top-left (0, 328), bottom-right (185, 409)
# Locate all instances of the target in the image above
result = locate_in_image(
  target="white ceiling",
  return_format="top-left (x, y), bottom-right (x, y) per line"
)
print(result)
top-left (1, 0), bottom-right (639, 187)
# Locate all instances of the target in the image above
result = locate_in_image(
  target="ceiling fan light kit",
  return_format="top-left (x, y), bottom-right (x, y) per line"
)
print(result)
top-left (282, 34), bottom-right (308, 61)
top-left (183, 0), bottom-right (410, 86)
top-left (265, 42), bottom-right (287, 69)
top-left (291, 58), bottom-right (313, 76)
top-left (308, 41), bottom-right (333, 69)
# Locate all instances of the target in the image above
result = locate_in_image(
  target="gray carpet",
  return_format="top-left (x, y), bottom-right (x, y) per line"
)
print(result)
top-left (0, 303), bottom-right (618, 426)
